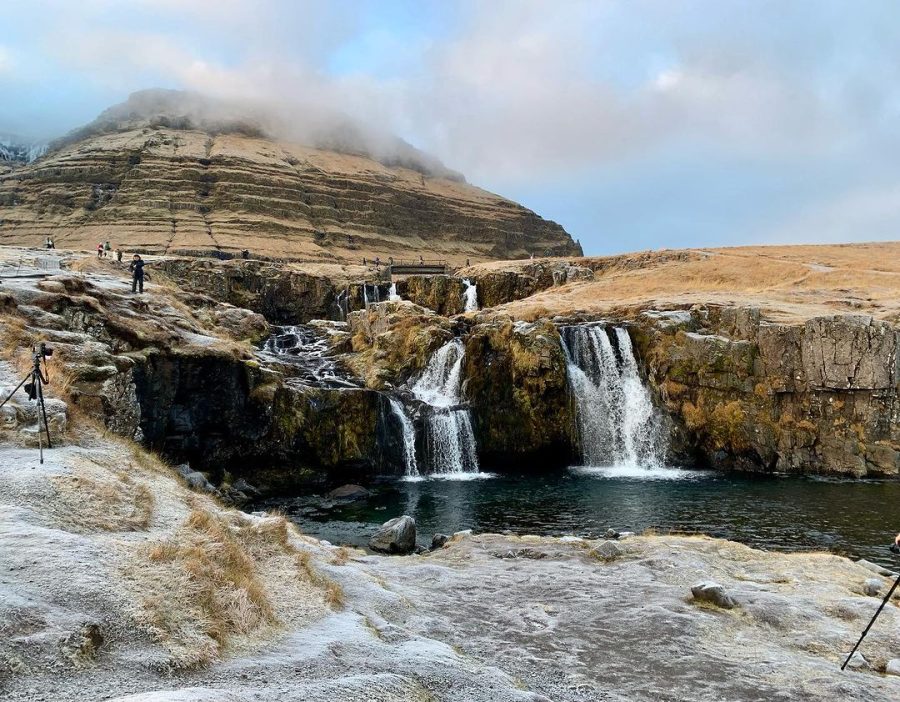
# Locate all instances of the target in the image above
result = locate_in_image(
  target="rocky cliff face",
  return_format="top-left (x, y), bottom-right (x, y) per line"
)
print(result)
top-left (3, 245), bottom-right (897, 483)
top-left (632, 307), bottom-right (899, 477)
top-left (0, 91), bottom-right (581, 264)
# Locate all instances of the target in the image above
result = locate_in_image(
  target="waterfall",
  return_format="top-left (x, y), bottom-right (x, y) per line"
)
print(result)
top-left (388, 282), bottom-right (401, 302)
top-left (410, 338), bottom-right (480, 475)
top-left (363, 285), bottom-right (370, 307)
top-left (560, 324), bottom-right (663, 468)
top-left (462, 279), bottom-right (478, 312)
top-left (411, 338), bottom-right (465, 407)
top-left (387, 397), bottom-right (419, 477)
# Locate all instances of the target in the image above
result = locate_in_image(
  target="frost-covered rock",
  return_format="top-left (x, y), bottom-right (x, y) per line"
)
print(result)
top-left (369, 515), bottom-right (416, 554)
top-left (691, 581), bottom-right (737, 609)
top-left (863, 578), bottom-right (883, 596)
top-left (590, 540), bottom-right (624, 561)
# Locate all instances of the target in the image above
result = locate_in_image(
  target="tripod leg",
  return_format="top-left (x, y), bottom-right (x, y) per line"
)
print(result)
top-left (37, 377), bottom-right (52, 451)
top-left (841, 571), bottom-right (900, 669)
top-left (0, 373), bottom-right (30, 410)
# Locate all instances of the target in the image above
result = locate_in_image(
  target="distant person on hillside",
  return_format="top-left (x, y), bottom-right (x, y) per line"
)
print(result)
top-left (419, 255), bottom-right (424, 265)
top-left (241, 249), bottom-right (249, 260)
top-left (116, 248), bottom-right (123, 262)
top-left (374, 256), bottom-right (380, 269)
top-left (45, 237), bottom-right (54, 249)
top-left (362, 257), bottom-right (367, 266)
top-left (97, 243), bottom-right (104, 258)
top-left (466, 258), bottom-right (470, 267)
top-left (104, 240), bottom-right (111, 256)
top-left (129, 254), bottom-right (146, 293)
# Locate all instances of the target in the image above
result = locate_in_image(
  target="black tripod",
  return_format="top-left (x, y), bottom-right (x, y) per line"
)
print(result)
top-left (841, 564), bottom-right (900, 670)
top-left (0, 344), bottom-right (53, 464)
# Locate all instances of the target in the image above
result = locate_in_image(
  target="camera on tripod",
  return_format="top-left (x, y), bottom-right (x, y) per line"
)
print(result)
top-left (25, 343), bottom-right (53, 400)
top-left (0, 340), bottom-right (54, 463)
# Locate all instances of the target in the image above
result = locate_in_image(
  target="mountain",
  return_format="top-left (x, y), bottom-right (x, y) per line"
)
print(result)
top-left (0, 90), bottom-right (582, 263)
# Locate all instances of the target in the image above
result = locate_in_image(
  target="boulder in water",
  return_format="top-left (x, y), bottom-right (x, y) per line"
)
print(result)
top-left (328, 484), bottom-right (371, 502)
top-left (431, 533), bottom-right (450, 550)
top-left (369, 515), bottom-right (417, 554)
top-left (691, 581), bottom-right (737, 609)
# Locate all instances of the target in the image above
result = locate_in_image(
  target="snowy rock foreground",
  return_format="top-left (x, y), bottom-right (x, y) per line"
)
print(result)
top-left (2, 432), bottom-right (899, 702)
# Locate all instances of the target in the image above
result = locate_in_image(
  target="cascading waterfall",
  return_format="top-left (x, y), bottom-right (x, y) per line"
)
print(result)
top-left (363, 285), bottom-right (369, 307)
top-left (561, 324), bottom-right (663, 468)
top-left (462, 279), bottom-right (478, 312)
top-left (410, 338), bottom-right (480, 474)
top-left (388, 282), bottom-right (401, 302)
top-left (387, 397), bottom-right (419, 477)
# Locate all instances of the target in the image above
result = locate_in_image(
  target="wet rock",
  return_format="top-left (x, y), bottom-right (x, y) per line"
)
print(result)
top-left (604, 528), bottom-right (621, 539)
top-left (327, 484), bottom-right (371, 502)
top-left (590, 540), bottom-right (624, 561)
top-left (691, 581), bottom-right (738, 609)
top-left (232, 478), bottom-right (261, 498)
top-left (369, 515), bottom-right (416, 555)
top-left (463, 318), bottom-right (576, 468)
top-left (863, 578), bottom-right (883, 596)
top-left (431, 533), bottom-right (449, 550)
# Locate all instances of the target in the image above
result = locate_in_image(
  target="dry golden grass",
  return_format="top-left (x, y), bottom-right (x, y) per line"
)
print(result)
top-left (50, 459), bottom-right (155, 532)
top-left (124, 507), bottom-right (335, 669)
top-left (497, 242), bottom-right (900, 323)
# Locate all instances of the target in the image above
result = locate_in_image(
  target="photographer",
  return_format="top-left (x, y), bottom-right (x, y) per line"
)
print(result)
top-left (129, 254), bottom-right (148, 294)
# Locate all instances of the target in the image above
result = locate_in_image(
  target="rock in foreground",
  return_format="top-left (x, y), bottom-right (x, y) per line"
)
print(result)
top-left (369, 515), bottom-right (417, 554)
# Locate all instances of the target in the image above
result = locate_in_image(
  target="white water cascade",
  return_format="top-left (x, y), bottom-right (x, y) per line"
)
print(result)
top-left (387, 397), bottom-right (419, 477)
top-left (388, 282), bottom-right (401, 302)
top-left (411, 338), bottom-right (480, 475)
top-left (462, 279), bottom-right (478, 312)
top-left (561, 325), bottom-right (664, 468)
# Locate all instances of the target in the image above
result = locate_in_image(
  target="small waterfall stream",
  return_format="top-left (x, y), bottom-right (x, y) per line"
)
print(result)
top-left (410, 338), bottom-right (480, 475)
top-left (462, 279), bottom-right (478, 312)
top-left (387, 397), bottom-right (419, 477)
top-left (560, 324), bottom-right (664, 468)
top-left (388, 282), bottom-right (401, 302)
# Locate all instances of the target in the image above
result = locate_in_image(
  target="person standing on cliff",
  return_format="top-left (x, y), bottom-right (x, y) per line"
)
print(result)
top-left (129, 254), bottom-right (147, 294)
top-left (97, 243), bottom-right (104, 258)
top-left (116, 248), bottom-right (123, 263)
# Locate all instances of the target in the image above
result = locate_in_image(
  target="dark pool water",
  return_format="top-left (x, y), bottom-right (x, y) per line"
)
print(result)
top-left (262, 466), bottom-right (900, 568)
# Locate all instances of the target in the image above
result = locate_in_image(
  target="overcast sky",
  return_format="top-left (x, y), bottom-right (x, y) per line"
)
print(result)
top-left (1, 0), bottom-right (898, 254)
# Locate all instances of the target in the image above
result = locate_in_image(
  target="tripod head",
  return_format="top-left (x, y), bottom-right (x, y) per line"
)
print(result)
top-left (26, 342), bottom-right (52, 399)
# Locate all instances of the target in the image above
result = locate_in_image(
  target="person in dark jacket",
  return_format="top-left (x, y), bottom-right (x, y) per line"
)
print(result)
top-left (129, 254), bottom-right (146, 293)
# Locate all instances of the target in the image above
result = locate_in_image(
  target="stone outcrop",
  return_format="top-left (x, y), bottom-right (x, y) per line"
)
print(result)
top-left (397, 275), bottom-right (470, 317)
top-left (0, 91), bottom-right (582, 264)
top-left (472, 260), bottom-right (594, 308)
top-left (463, 318), bottom-right (576, 468)
top-left (156, 257), bottom-right (340, 324)
top-left (633, 306), bottom-right (900, 477)
top-left (344, 300), bottom-right (457, 389)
